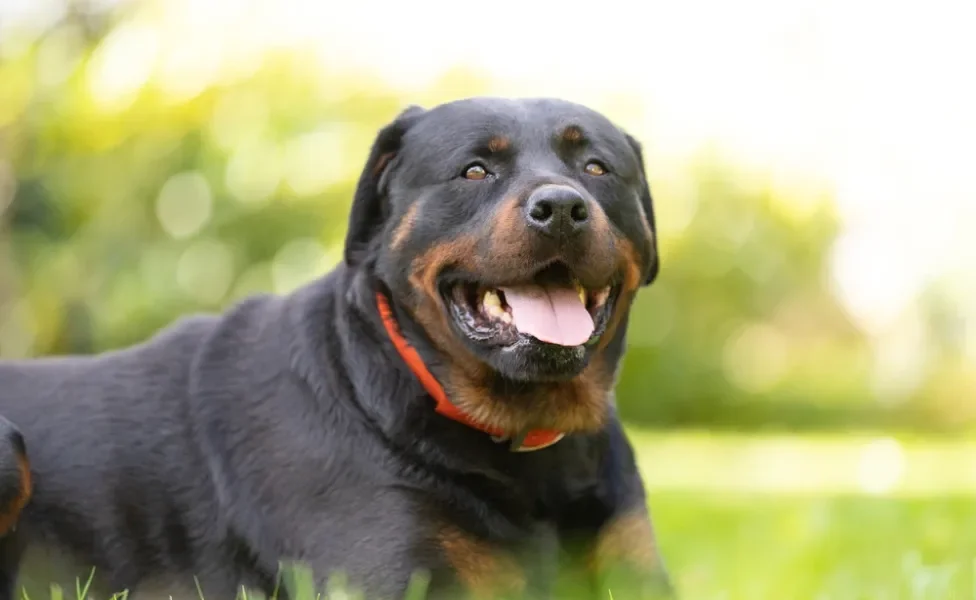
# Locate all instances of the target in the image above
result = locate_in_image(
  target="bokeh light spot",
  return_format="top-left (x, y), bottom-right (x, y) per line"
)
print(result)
top-left (722, 322), bottom-right (791, 394)
top-left (156, 171), bottom-right (213, 239)
top-left (856, 438), bottom-right (905, 495)
top-left (869, 309), bottom-right (930, 405)
top-left (35, 24), bottom-right (84, 89)
top-left (157, 33), bottom-right (223, 102)
top-left (272, 238), bottom-right (340, 295)
top-left (282, 127), bottom-right (349, 197)
top-left (208, 90), bottom-right (270, 151)
top-left (230, 262), bottom-right (274, 302)
top-left (86, 22), bottom-right (159, 110)
top-left (225, 139), bottom-right (282, 206)
top-left (0, 299), bottom-right (35, 359)
top-left (176, 239), bottom-right (235, 305)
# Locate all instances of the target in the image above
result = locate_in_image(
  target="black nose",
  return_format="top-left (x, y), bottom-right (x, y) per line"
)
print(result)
top-left (524, 185), bottom-right (590, 238)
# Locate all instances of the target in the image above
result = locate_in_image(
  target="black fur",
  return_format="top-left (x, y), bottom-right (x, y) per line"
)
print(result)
top-left (0, 97), bottom-right (673, 599)
top-left (625, 134), bottom-right (660, 285)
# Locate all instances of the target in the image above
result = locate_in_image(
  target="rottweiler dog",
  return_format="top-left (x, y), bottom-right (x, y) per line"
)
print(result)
top-left (0, 97), bottom-right (673, 599)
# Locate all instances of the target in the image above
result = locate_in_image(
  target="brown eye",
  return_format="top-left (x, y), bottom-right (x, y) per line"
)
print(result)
top-left (584, 161), bottom-right (607, 176)
top-left (464, 164), bottom-right (488, 180)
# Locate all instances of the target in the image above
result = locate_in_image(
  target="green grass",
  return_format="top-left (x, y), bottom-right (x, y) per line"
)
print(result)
top-left (24, 430), bottom-right (976, 599)
top-left (637, 429), bottom-right (976, 599)
top-left (653, 491), bottom-right (976, 599)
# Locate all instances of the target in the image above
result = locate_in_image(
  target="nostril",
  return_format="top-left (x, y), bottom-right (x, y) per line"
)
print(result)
top-left (570, 202), bottom-right (588, 223)
top-left (524, 186), bottom-right (591, 234)
top-left (529, 201), bottom-right (553, 223)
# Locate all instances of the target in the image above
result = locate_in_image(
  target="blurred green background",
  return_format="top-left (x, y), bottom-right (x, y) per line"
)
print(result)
top-left (2, 0), bottom-right (975, 598)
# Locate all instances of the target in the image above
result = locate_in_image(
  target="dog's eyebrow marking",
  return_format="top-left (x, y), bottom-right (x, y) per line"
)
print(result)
top-left (561, 125), bottom-right (585, 144)
top-left (487, 136), bottom-right (510, 153)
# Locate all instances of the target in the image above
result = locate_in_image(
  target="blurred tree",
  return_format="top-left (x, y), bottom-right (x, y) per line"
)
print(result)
top-left (1, 4), bottom-right (972, 433)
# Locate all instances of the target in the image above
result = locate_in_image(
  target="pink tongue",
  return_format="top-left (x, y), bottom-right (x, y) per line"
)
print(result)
top-left (500, 285), bottom-right (595, 347)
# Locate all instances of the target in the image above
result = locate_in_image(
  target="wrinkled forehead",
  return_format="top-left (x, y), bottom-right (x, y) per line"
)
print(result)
top-left (401, 99), bottom-right (634, 164)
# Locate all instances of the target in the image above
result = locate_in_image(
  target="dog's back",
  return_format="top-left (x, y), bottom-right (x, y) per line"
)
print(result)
top-left (0, 313), bottom-right (223, 597)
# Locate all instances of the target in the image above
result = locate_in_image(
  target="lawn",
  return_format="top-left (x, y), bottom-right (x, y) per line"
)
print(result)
top-left (28, 431), bottom-right (976, 600)
top-left (636, 430), bottom-right (976, 600)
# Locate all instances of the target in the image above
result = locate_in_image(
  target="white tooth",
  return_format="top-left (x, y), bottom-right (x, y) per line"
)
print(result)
top-left (483, 289), bottom-right (502, 309)
top-left (499, 311), bottom-right (513, 324)
top-left (575, 281), bottom-right (586, 305)
top-left (488, 304), bottom-right (507, 318)
top-left (594, 286), bottom-right (611, 307)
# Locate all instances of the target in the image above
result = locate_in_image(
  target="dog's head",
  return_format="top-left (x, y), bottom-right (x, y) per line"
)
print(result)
top-left (345, 98), bottom-right (659, 434)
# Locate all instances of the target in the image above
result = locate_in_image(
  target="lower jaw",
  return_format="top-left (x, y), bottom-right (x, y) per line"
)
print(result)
top-left (464, 336), bottom-right (593, 383)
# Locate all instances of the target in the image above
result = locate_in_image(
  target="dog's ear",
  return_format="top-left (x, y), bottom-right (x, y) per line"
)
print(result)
top-left (625, 133), bottom-right (660, 286)
top-left (343, 105), bottom-right (426, 268)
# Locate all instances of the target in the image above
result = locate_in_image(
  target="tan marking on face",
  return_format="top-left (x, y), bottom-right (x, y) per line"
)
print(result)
top-left (617, 236), bottom-right (644, 294)
top-left (448, 358), bottom-right (611, 434)
top-left (587, 196), bottom-right (612, 242)
top-left (390, 202), bottom-right (420, 251)
top-left (396, 191), bottom-right (644, 434)
top-left (487, 196), bottom-right (537, 269)
top-left (409, 235), bottom-right (479, 321)
top-left (406, 235), bottom-right (492, 383)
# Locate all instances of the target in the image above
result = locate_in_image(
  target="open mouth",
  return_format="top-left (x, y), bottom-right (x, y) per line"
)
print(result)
top-left (443, 263), bottom-right (618, 349)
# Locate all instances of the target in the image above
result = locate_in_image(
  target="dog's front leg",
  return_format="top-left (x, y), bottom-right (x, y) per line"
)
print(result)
top-left (557, 422), bottom-right (676, 600)
top-left (584, 503), bottom-right (674, 600)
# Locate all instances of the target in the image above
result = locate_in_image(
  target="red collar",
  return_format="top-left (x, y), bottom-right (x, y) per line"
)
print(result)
top-left (375, 293), bottom-right (564, 452)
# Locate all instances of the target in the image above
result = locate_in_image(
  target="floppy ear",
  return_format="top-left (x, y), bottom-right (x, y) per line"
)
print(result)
top-left (343, 105), bottom-right (426, 268)
top-left (625, 134), bottom-right (660, 286)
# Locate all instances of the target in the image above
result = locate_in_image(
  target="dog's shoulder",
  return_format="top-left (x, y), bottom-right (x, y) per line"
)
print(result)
top-left (183, 272), bottom-right (388, 514)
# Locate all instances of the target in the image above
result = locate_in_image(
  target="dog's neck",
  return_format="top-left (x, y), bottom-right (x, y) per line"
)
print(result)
top-left (374, 292), bottom-right (566, 452)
